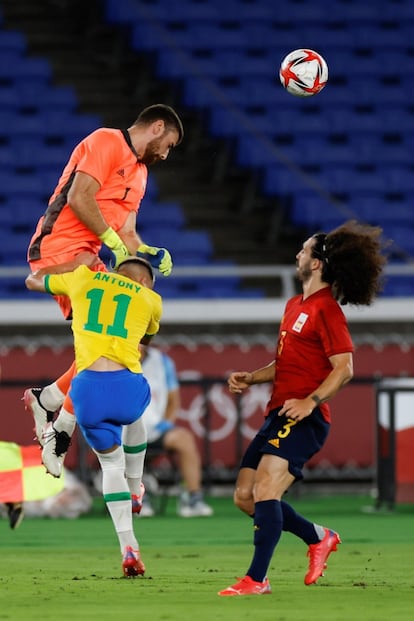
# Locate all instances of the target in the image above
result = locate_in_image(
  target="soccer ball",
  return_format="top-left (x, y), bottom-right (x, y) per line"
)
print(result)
top-left (279, 49), bottom-right (328, 97)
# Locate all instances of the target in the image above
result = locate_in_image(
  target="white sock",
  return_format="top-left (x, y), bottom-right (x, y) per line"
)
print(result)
top-left (96, 446), bottom-right (138, 552)
top-left (314, 524), bottom-right (326, 540)
top-left (39, 383), bottom-right (65, 411)
top-left (122, 417), bottom-right (147, 496)
top-left (53, 408), bottom-right (76, 436)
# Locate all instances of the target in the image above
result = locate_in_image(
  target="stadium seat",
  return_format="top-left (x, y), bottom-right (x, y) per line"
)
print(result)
top-left (0, 29), bottom-right (26, 54)
top-left (138, 202), bottom-right (186, 231)
top-left (381, 275), bottom-right (414, 297)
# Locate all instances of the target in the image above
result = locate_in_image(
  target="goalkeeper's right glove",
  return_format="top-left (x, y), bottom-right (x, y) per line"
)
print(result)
top-left (99, 227), bottom-right (129, 269)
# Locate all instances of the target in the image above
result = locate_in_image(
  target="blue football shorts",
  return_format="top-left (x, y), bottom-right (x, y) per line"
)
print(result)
top-left (69, 369), bottom-right (151, 452)
top-left (240, 406), bottom-right (330, 480)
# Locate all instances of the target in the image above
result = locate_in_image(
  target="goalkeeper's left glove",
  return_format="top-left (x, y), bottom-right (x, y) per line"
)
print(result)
top-left (137, 243), bottom-right (173, 276)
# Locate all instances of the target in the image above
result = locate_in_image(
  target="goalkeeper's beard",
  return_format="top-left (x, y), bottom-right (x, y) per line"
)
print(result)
top-left (140, 137), bottom-right (163, 166)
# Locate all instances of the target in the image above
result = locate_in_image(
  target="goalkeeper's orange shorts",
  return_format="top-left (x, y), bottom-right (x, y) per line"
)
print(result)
top-left (29, 249), bottom-right (107, 320)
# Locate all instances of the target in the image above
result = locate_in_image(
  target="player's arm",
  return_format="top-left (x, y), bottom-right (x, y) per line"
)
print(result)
top-left (67, 172), bottom-right (109, 237)
top-left (228, 361), bottom-right (275, 394)
top-left (164, 387), bottom-right (180, 424)
top-left (118, 210), bottom-right (144, 253)
top-left (279, 352), bottom-right (354, 421)
top-left (25, 272), bottom-right (47, 292)
top-left (28, 252), bottom-right (101, 277)
top-left (68, 172), bottom-right (129, 267)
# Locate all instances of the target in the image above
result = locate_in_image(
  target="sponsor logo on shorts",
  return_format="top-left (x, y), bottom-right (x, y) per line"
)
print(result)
top-left (268, 438), bottom-right (280, 448)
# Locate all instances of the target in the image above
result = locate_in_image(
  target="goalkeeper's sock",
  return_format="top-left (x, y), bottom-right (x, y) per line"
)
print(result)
top-left (53, 408), bottom-right (76, 436)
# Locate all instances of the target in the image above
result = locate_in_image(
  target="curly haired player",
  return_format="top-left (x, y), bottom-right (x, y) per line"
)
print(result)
top-left (219, 221), bottom-right (388, 596)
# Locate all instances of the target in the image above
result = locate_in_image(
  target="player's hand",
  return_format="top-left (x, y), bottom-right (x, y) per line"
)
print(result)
top-left (137, 243), bottom-right (173, 276)
top-left (278, 398), bottom-right (313, 421)
top-left (228, 371), bottom-right (253, 394)
top-left (99, 227), bottom-right (129, 268)
top-left (154, 420), bottom-right (175, 435)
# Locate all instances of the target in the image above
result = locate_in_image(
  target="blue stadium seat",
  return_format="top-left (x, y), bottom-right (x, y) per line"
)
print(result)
top-left (381, 275), bottom-right (414, 297)
top-left (0, 30), bottom-right (26, 54)
top-left (385, 166), bottom-right (414, 194)
top-left (138, 202), bottom-right (186, 231)
top-left (350, 195), bottom-right (413, 227)
top-left (0, 232), bottom-right (31, 264)
top-left (8, 137), bottom-right (69, 169)
top-left (352, 24), bottom-right (408, 49)
top-left (4, 196), bottom-right (44, 232)
top-left (0, 55), bottom-right (52, 83)
top-left (0, 171), bottom-right (47, 201)
top-left (386, 225), bottom-right (414, 256)
top-left (14, 82), bottom-right (78, 113)
top-left (290, 193), bottom-right (343, 228)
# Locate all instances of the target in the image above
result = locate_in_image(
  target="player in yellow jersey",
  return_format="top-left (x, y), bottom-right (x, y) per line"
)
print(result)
top-left (24, 104), bottom-right (183, 482)
top-left (26, 256), bottom-right (160, 578)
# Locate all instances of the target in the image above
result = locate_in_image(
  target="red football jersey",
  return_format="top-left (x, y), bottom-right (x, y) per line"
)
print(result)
top-left (266, 287), bottom-right (354, 423)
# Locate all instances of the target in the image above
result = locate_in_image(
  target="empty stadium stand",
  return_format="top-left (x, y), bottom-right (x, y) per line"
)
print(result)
top-left (0, 0), bottom-right (413, 297)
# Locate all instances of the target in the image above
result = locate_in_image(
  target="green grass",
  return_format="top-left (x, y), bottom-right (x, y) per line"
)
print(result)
top-left (1, 494), bottom-right (414, 621)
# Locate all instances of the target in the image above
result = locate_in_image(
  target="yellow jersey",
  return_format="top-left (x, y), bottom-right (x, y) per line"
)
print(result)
top-left (45, 265), bottom-right (162, 373)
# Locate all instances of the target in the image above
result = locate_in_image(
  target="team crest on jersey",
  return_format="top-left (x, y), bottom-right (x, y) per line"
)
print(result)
top-left (292, 312), bottom-right (308, 333)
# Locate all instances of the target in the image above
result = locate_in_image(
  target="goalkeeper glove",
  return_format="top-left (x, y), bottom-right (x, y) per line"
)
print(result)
top-left (99, 227), bottom-right (129, 269)
top-left (137, 243), bottom-right (173, 276)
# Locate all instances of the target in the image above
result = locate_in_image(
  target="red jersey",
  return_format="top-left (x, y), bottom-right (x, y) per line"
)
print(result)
top-left (28, 128), bottom-right (148, 262)
top-left (266, 287), bottom-right (354, 423)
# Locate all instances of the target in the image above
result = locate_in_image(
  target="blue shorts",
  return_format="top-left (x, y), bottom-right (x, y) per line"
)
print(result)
top-left (69, 369), bottom-right (151, 452)
top-left (240, 407), bottom-right (330, 480)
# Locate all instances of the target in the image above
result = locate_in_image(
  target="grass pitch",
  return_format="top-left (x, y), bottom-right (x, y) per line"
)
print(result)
top-left (1, 494), bottom-right (414, 621)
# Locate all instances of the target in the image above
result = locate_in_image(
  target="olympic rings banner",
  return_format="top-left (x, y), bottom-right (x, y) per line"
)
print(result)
top-left (1, 342), bottom-right (414, 472)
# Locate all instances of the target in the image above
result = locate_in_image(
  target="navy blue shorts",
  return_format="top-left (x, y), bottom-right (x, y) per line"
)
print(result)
top-left (70, 369), bottom-right (151, 452)
top-left (240, 407), bottom-right (330, 480)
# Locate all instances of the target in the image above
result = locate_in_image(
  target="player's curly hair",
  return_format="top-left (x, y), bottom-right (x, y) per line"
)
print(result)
top-left (311, 220), bottom-right (388, 306)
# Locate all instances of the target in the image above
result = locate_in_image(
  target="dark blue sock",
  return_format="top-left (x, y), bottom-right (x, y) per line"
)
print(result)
top-left (281, 500), bottom-right (319, 544)
top-left (246, 499), bottom-right (283, 583)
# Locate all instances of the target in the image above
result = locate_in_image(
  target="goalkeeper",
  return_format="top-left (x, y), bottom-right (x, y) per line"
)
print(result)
top-left (24, 104), bottom-right (183, 478)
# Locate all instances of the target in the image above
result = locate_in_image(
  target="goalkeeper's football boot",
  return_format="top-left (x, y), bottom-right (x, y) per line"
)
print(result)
top-left (41, 422), bottom-right (71, 478)
top-left (23, 388), bottom-right (54, 447)
top-left (218, 575), bottom-right (271, 596)
top-left (304, 528), bottom-right (341, 585)
top-left (131, 483), bottom-right (146, 514)
top-left (5, 502), bottom-right (24, 530)
top-left (122, 546), bottom-right (145, 577)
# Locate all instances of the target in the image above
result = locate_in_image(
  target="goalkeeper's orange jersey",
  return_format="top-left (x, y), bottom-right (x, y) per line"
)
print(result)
top-left (28, 128), bottom-right (148, 262)
top-left (45, 265), bottom-right (162, 373)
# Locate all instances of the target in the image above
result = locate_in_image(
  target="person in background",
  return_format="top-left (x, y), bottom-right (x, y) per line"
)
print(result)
top-left (2, 502), bottom-right (24, 530)
top-left (26, 256), bottom-right (161, 578)
top-left (23, 104), bottom-right (183, 478)
top-left (140, 345), bottom-right (213, 518)
top-left (218, 221), bottom-right (387, 596)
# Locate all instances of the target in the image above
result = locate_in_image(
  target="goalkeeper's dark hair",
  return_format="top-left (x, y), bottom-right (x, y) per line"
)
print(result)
top-left (133, 104), bottom-right (184, 144)
top-left (311, 220), bottom-right (388, 306)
